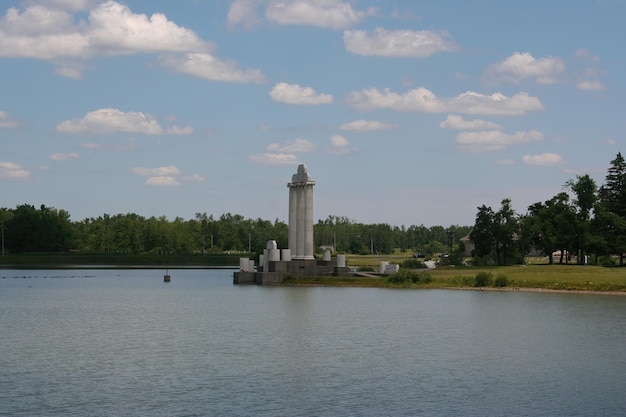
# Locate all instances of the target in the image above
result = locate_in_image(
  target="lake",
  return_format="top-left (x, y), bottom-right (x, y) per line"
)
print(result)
top-left (1, 268), bottom-right (624, 416)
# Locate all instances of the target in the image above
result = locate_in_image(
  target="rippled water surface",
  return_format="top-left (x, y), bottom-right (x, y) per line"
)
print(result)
top-left (1, 269), bottom-right (625, 416)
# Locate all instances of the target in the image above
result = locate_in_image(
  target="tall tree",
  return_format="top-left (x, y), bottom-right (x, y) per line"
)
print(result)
top-left (470, 204), bottom-right (496, 263)
top-left (494, 198), bottom-right (518, 266)
top-left (598, 152), bottom-right (626, 263)
top-left (567, 174), bottom-right (597, 263)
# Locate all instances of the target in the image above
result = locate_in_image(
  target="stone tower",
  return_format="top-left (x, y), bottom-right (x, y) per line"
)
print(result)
top-left (288, 164), bottom-right (315, 259)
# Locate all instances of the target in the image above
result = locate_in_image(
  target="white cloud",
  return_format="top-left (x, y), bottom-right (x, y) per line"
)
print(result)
top-left (57, 108), bottom-right (163, 134)
top-left (132, 165), bottom-right (202, 186)
top-left (0, 161), bottom-right (30, 179)
top-left (348, 87), bottom-right (543, 115)
top-left (56, 108), bottom-right (192, 135)
top-left (576, 80), bottom-right (605, 91)
top-left (82, 138), bottom-right (135, 150)
top-left (439, 114), bottom-right (501, 130)
top-left (456, 130), bottom-right (543, 153)
top-left (522, 153), bottom-right (565, 166)
top-left (267, 0), bottom-right (375, 29)
top-left (487, 52), bottom-right (565, 84)
top-left (158, 52), bottom-right (266, 83)
top-left (269, 82), bottom-right (333, 105)
top-left (344, 27), bottom-right (456, 57)
top-left (327, 134), bottom-right (357, 155)
top-left (227, 0), bottom-right (261, 28)
top-left (227, 0), bottom-right (375, 29)
top-left (50, 152), bottom-right (80, 161)
top-left (0, 111), bottom-right (18, 128)
top-left (145, 176), bottom-right (181, 187)
top-left (267, 138), bottom-right (315, 153)
top-left (166, 125), bottom-right (194, 135)
top-left (182, 173), bottom-right (205, 182)
top-left (86, 2), bottom-right (209, 56)
top-left (24, 0), bottom-right (97, 12)
top-left (132, 166), bottom-right (181, 177)
top-left (0, 2), bottom-right (209, 58)
top-left (575, 49), bottom-right (599, 62)
top-left (249, 153), bottom-right (300, 165)
top-left (0, 2), bottom-right (270, 79)
top-left (339, 119), bottom-right (397, 131)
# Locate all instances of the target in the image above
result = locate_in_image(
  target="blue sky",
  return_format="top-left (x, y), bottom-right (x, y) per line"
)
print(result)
top-left (1, 0), bottom-right (624, 227)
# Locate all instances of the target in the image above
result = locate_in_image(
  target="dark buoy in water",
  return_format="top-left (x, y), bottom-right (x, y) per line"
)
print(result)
top-left (164, 265), bottom-right (171, 282)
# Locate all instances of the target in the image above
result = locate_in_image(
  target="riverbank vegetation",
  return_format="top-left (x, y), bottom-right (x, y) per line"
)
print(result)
top-left (282, 263), bottom-right (626, 293)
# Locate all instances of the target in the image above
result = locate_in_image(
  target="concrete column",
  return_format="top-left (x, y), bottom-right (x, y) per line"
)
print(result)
top-left (288, 184), bottom-right (297, 258)
top-left (303, 183), bottom-right (314, 259)
top-left (296, 185), bottom-right (305, 259)
top-left (288, 164), bottom-right (315, 260)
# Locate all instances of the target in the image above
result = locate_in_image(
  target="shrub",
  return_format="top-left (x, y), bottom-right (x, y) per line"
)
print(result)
top-left (599, 256), bottom-right (616, 267)
top-left (400, 259), bottom-right (426, 269)
top-left (388, 269), bottom-right (432, 285)
top-left (474, 272), bottom-right (492, 287)
top-left (494, 274), bottom-right (509, 287)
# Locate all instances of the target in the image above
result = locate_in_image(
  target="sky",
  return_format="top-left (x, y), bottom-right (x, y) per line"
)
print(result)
top-left (1, 0), bottom-right (625, 227)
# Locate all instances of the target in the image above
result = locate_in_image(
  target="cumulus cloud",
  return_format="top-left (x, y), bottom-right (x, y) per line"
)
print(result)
top-left (267, 138), bottom-right (315, 153)
top-left (132, 165), bottom-right (203, 186)
top-left (344, 27), bottom-right (456, 57)
top-left (575, 49), bottom-right (599, 62)
top-left (339, 119), bottom-right (397, 131)
top-left (576, 80), bottom-right (605, 91)
top-left (327, 134), bottom-right (357, 155)
top-left (158, 52), bottom-right (266, 83)
top-left (249, 153), bottom-right (300, 165)
top-left (166, 125), bottom-right (194, 135)
top-left (50, 152), bottom-right (80, 161)
top-left (250, 138), bottom-right (314, 165)
top-left (132, 166), bottom-right (181, 177)
top-left (24, 0), bottom-right (97, 12)
top-left (0, 1), bottom-right (263, 80)
top-left (56, 108), bottom-right (192, 135)
top-left (269, 82), bottom-right (333, 105)
top-left (0, 2), bottom-right (208, 58)
top-left (348, 87), bottom-right (543, 115)
top-left (439, 114), bottom-right (501, 130)
top-left (144, 176), bottom-right (180, 186)
top-left (522, 153), bottom-right (565, 166)
top-left (456, 130), bottom-right (543, 153)
top-left (82, 138), bottom-right (135, 150)
top-left (0, 161), bottom-right (30, 179)
top-left (228, 0), bottom-right (375, 29)
top-left (0, 111), bottom-right (18, 128)
top-left (487, 52), bottom-right (565, 84)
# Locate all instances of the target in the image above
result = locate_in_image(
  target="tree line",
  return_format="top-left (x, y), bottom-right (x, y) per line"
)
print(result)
top-left (470, 152), bottom-right (626, 266)
top-left (0, 205), bottom-right (470, 257)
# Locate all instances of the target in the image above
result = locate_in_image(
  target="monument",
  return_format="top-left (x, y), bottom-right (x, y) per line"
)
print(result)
top-left (233, 164), bottom-right (349, 285)
top-left (288, 164), bottom-right (315, 260)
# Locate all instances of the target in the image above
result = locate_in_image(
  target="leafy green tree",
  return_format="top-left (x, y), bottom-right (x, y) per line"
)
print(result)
top-left (598, 152), bottom-right (626, 264)
top-left (494, 198), bottom-right (518, 265)
top-left (525, 193), bottom-right (577, 264)
top-left (5, 204), bottom-right (73, 253)
top-left (470, 204), bottom-right (496, 263)
top-left (566, 174), bottom-right (597, 263)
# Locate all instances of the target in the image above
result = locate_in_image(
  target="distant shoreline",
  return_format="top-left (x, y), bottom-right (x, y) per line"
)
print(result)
top-left (278, 280), bottom-right (626, 295)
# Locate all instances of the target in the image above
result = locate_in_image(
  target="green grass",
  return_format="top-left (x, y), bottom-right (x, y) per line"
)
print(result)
top-left (284, 256), bottom-right (626, 292)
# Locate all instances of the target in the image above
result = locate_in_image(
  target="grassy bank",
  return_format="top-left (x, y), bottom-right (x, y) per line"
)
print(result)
top-left (282, 263), bottom-right (626, 293)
